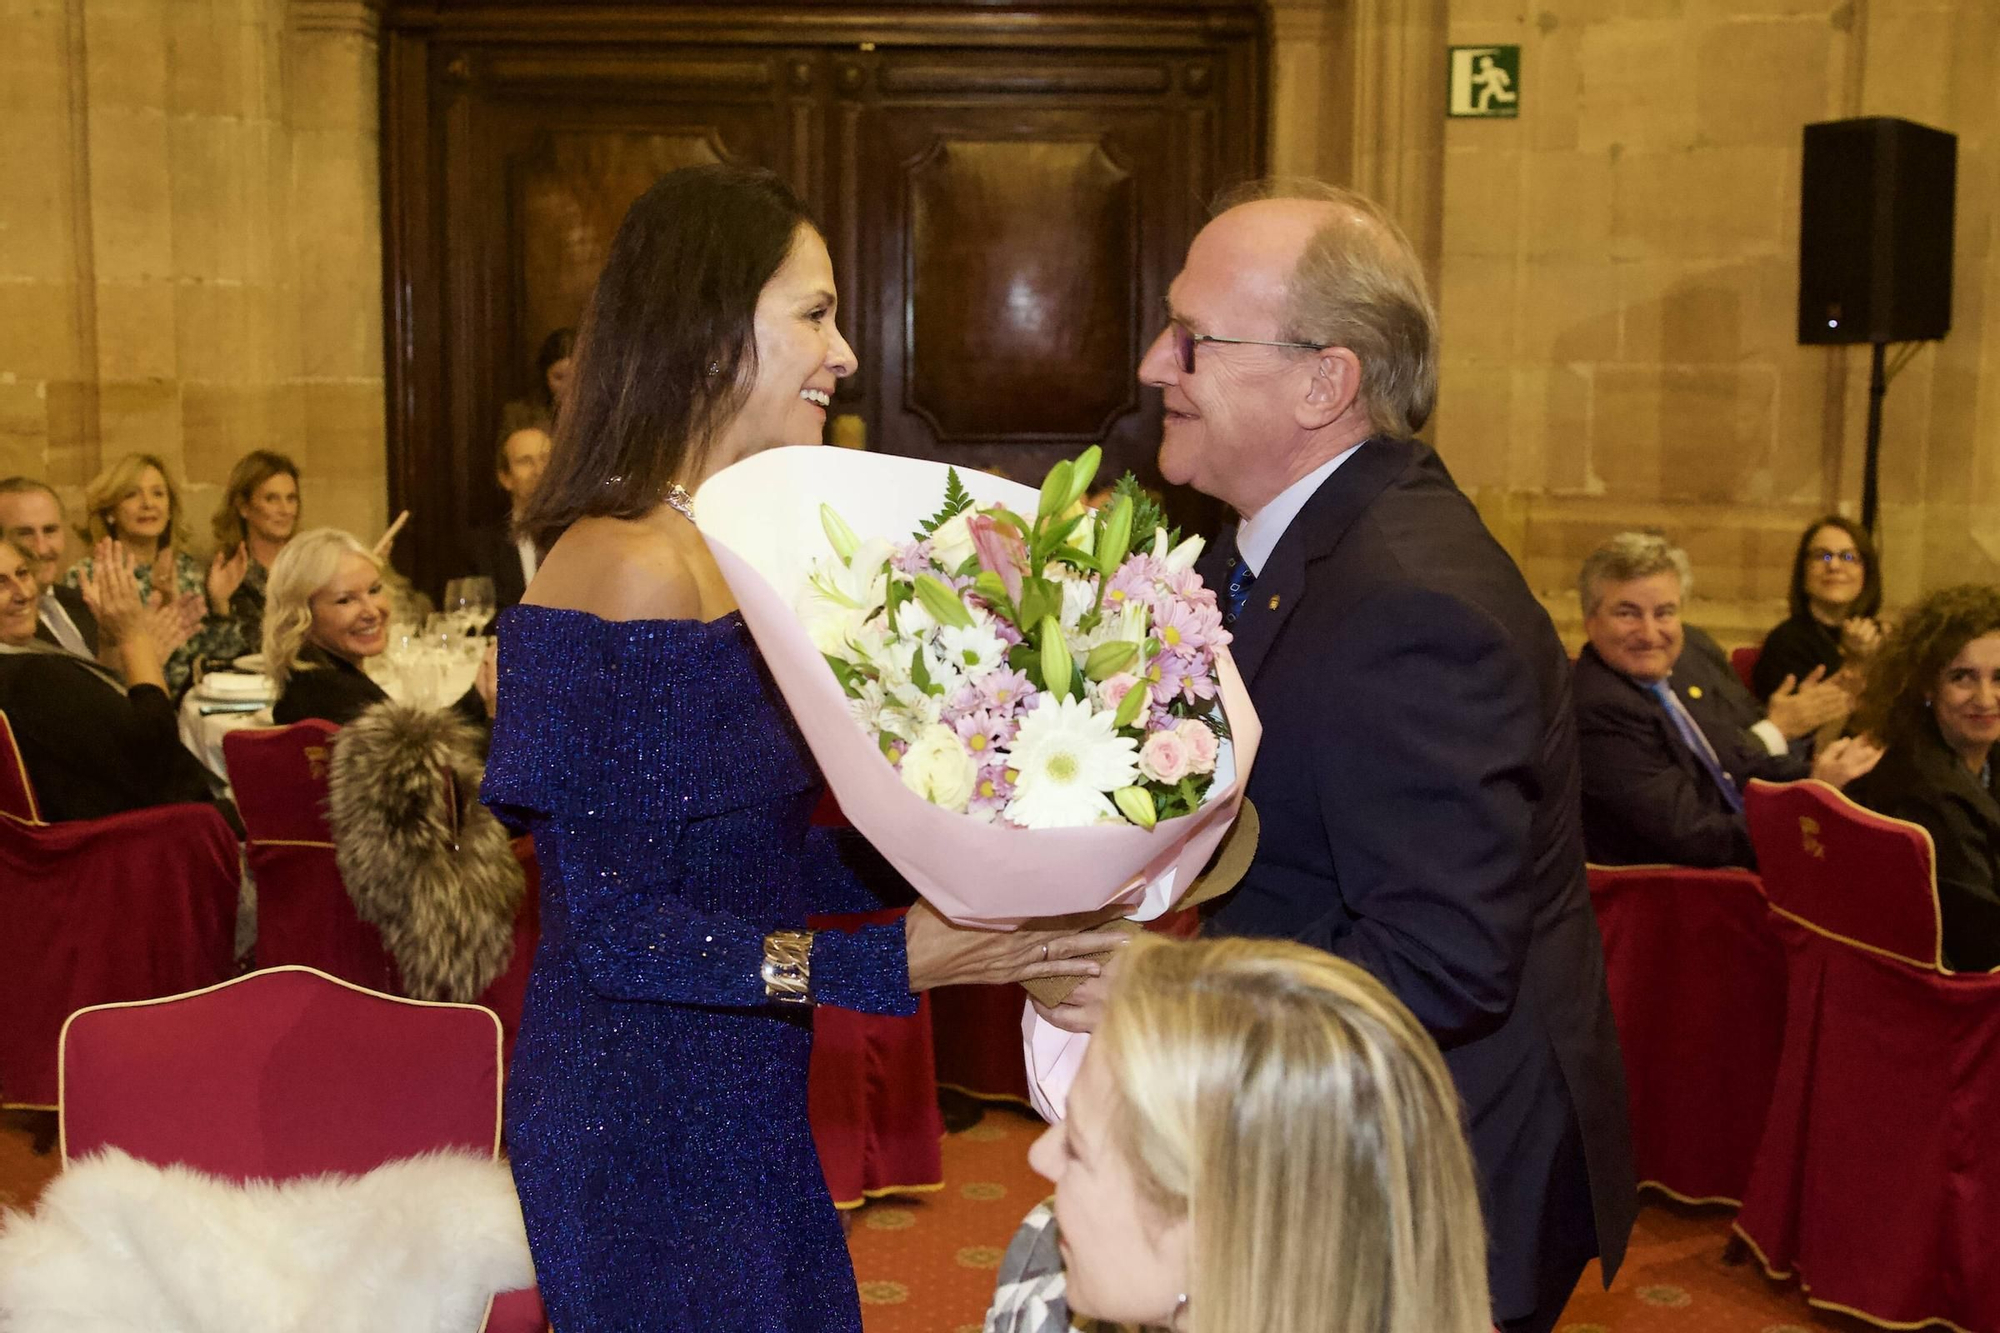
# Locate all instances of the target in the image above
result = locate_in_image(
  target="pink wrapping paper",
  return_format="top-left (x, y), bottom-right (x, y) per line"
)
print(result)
top-left (697, 446), bottom-right (1262, 929)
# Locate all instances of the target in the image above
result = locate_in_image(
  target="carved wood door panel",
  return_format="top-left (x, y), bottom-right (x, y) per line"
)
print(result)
top-left (383, 6), bottom-right (1264, 595)
top-left (388, 46), bottom-right (813, 589)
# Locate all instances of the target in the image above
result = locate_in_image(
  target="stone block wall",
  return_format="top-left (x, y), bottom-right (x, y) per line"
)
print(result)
top-left (1274, 0), bottom-right (1998, 646)
top-left (0, 0), bottom-right (386, 567)
top-left (4, 0), bottom-right (1991, 642)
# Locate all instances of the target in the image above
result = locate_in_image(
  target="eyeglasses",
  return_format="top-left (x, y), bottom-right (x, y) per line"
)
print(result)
top-left (1170, 321), bottom-right (1324, 375)
top-left (1808, 548), bottom-right (1862, 568)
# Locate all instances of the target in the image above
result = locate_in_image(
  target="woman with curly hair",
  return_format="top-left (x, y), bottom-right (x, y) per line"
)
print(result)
top-left (1752, 515), bottom-right (1887, 702)
top-left (1847, 584), bottom-right (2000, 971)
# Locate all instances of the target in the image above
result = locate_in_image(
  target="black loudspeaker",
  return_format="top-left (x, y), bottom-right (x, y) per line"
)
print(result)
top-left (1797, 116), bottom-right (1956, 345)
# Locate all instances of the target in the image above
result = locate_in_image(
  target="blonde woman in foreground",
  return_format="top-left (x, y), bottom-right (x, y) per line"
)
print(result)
top-left (987, 935), bottom-right (1491, 1333)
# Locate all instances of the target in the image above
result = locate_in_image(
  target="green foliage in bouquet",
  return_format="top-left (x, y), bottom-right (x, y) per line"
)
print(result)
top-left (918, 467), bottom-right (975, 537)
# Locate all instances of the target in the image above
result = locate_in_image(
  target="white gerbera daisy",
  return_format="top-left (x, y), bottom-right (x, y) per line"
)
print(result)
top-left (937, 621), bottom-right (1007, 676)
top-left (1005, 693), bottom-right (1139, 829)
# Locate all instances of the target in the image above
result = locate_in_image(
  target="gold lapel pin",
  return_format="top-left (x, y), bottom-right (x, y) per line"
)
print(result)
top-left (1688, 686), bottom-right (1704, 699)
top-left (1268, 594), bottom-right (1281, 610)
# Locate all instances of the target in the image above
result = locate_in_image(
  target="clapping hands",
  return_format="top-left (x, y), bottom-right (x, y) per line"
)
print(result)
top-left (206, 543), bottom-right (250, 615)
top-left (78, 539), bottom-right (203, 658)
top-left (1765, 666), bottom-right (1854, 740)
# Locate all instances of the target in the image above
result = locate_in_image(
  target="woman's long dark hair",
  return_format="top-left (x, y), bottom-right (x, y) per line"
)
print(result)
top-left (1786, 513), bottom-right (1883, 622)
top-left (519, 165), bottom-right (818, 547)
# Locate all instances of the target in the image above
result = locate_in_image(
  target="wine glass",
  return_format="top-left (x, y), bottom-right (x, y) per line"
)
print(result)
top-left (460, 576), bottom-right (496, 635)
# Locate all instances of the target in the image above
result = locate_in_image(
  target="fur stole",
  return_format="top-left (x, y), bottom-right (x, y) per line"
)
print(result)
top-left (326, 700), bottom-right (523, 1002)
top-left (0, 1146), bottom-right (534, 1332)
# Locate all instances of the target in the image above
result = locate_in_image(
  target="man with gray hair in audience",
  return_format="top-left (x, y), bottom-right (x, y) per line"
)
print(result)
top-left (1574, 531), bottom-right (1882, 867)
top-left (0, 476), bottom-right (96, 657)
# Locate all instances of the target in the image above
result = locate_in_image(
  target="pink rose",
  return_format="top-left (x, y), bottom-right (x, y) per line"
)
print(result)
top-left (1139, 728), bottom-right (1193, 784)
top-left (1099, 672), bottom-right (1142, 712)
top-left (1175, 719), bottom-right (1219, 775)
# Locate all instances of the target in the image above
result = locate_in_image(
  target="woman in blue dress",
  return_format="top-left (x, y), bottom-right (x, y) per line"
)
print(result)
top-left (482, 165), bottom-right (1124, 1332)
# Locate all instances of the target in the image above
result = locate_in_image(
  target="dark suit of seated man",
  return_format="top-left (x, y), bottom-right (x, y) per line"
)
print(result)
top-left (461, 422), bottom-right (552, 611)
top-left (1574, 532), bottom-right (1881, 867)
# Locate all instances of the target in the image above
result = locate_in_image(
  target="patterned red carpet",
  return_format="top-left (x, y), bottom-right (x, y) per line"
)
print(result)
top-left (0, 1106), bottom-right (1860, 1332)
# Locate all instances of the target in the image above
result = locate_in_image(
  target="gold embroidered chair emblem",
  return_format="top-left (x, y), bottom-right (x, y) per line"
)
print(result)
top-left (1800, 815), bottom-right (1825, 859)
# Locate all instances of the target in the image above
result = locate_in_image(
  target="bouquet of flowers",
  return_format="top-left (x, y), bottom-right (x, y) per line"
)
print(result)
top-left (802, 446), bottom-right (1230, 836)
top-left (696, 446), bottom-right (1259, 929)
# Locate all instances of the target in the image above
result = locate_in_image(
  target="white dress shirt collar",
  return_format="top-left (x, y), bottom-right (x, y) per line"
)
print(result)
top-left (1234, 442), bottom-right (1365, 576)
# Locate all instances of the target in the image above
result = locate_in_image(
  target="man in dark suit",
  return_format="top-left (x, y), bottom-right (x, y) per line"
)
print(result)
top-left (1573, 532), bottom-right (1880, 867)
top-left (0, 476), bottom-right (97, 657)
top-left (1038, 183), bottom-right (1636, 1333)
top-left (462, 421), bottom-right (552, 609)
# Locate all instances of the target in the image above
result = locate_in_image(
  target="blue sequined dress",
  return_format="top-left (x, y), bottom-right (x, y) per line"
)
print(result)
top-left (483, 606), bottom-right (916, 1331)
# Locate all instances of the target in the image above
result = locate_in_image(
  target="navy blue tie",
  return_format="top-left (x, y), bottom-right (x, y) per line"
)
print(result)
top-left (1646, 680), bottom-right (1743, 813)
top-left (1223, 555), bottom-right (1257, 626)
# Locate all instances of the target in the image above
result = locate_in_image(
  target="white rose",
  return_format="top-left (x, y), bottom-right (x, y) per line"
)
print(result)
top-left (931, 513), bottom-right (977, 573)
top-left (900, 723), bottom-right (977, 812)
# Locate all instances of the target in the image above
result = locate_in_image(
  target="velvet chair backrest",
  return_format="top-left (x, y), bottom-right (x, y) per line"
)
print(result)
top-left (0, 709), bottom-right (41, 823)
top-left (60, 965), bottom-right (500, 1179)
top-left (0, 803), bottom-right (239, 1108)
top-left (1731, 645), bottom-right (1761, 694)
top-left (1588, 864), bottom-right (1784, 1202)
top-left (223, 721), bottom-right (398, 990)
top-left (1745, 778), bottom-right (1943, 969)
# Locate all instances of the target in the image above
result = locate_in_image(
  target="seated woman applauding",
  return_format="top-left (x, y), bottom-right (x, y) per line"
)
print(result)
top-left (986, 935), bottom-right (1490, 1333)
top-left (265, 529), bottom-right (492, 730)
top-left (0, 537), bottom-right (221, 823)
top-left (1847, 584), bottom-right (2000, 971)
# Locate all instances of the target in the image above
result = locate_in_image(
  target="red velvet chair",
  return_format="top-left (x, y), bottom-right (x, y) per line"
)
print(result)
top-left (1744, 777), bottom-right (1942, 967)
top-left (1730, 644), bottom-right (1761, 694)
top-left (224, 720), bottom-right (398, 990)
top-left (224, 721), bottom-right (542, 1058)
top-left (0, 709), bottom-right (40, 822)
top-left (0, 803), bottom-right (239, 1109)
top-left (60, 966), bottom-right (546, 1332)
top-left (1734, 780), bottom-right (2000, 1329)
top-left (809, 910), bottom-right (946, 1208)
top-left (1587, 864), bottom-right (1784, 1203)
top-left (802, 792), bottom-right (945, 1205)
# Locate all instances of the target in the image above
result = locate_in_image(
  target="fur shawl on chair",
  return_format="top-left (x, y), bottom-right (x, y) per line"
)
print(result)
top-left (326, 701), bottom-right (523, 1002)
top-left (0, 1147), bottom-right (534, 1332)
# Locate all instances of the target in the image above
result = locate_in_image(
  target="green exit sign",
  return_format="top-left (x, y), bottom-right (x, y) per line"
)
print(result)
top-left (1447, 45), bottom-right (1520, 119)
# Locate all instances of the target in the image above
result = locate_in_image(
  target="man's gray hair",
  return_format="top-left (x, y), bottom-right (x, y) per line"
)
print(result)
top-left (1212, 178), bottom-right (1439, 437)
top-left (1578, 532), bottom-right (1693, 617)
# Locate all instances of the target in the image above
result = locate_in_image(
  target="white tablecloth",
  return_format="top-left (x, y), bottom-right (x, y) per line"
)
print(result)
top-left (177, 694), bottom-right (275, 781)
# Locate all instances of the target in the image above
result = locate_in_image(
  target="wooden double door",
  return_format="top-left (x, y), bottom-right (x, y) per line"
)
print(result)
top-left (382, 2), bottom-right (1267, 595)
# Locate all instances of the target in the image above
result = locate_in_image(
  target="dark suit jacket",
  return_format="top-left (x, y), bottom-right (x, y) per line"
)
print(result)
top-left (1679, 625), bottom-right (1766, 735)
top-left (34, 584), bottom-right (99, 656)
top-left (1847, 725), bottom-right (2000, 971)
top-left (1575, 642), bottom-right (1805, 868)
top-left (273, 646), bottom-right (392, 728)
top-left (274, 645), bottom-right (489, 738)
top-left (0, 648), bottom-right (219, 822)
top-left (464, 520), bottom-right (531, 610)
top-left (1197, 438), bottom-right (1635, 1321)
